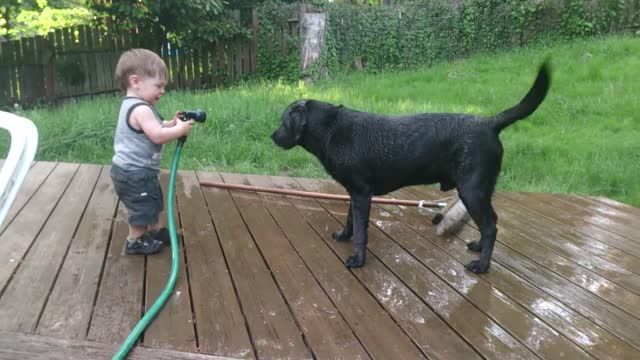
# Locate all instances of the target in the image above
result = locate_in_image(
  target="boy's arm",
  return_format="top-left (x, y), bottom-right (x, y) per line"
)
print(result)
top-left (131, 106), bottom-right (193, 144)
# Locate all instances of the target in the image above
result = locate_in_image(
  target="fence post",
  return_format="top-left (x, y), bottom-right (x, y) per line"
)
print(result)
top-left (0, 42), bottom-right (11, 106)
top-left (44, 32), bottom-right (55, 102)
top-left (251, 9), bottom-right (258, 73)
top-left (233, 10), bottom-right (242, 80)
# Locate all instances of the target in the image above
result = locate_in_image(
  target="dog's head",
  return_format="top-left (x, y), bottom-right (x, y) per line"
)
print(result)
top-left (272, 100), bottom-right (343, 150)
top-left (271, 100), bottom-right (309, 149)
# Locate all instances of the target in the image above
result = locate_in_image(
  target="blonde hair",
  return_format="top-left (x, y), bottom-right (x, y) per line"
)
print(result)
top-left (115, 48), bottom-right (168, 91)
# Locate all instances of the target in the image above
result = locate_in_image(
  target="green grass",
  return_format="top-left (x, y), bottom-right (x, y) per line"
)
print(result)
top-left (2, 35), bottom-right (639, 206)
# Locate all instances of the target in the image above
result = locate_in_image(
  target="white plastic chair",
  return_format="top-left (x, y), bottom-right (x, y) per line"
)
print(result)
top-left (0, 110), bottom-right (39, 227)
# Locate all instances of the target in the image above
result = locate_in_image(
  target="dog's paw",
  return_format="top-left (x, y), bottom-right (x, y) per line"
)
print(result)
top-left (332, 229), bottom-right (352, 242)
top-left (345, 253), bottom-right (366, 268)
top-left (465, 259), bottom-right (490, 274)
top-left (466, 241), bottom-right (482, 252)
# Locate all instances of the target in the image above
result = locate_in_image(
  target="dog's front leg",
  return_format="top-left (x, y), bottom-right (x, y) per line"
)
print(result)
top-left (345, 193), bottom-right (372, 268)
top-left (332, 201), bottom-right (353, 241)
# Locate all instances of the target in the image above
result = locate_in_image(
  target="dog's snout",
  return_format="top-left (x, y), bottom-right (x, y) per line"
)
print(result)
top-left (271, 127), bottom-right (284, 146)
top-left (271, 128), bottom-right (282, 144)
top-left (271, 125), bottom-right (296, 149)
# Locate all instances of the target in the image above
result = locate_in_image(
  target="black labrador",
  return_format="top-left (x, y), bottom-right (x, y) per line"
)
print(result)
top-left (271, 62), bottom-right (550, 273)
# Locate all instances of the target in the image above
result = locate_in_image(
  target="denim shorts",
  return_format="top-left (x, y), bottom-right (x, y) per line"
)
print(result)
top-left (111, 164), bottom-right (163, 226)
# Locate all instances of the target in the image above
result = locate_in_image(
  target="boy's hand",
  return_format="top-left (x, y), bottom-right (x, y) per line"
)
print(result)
top-left (162, 111), bottom-right (180, 128)
top-left (135, 107), bottom-right (194, 144)
top-left (175, 118), bottom-right (194, 136)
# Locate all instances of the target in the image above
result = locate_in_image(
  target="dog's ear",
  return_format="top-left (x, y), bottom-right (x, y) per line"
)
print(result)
top-left (285, 102), bottom-right (308, 143)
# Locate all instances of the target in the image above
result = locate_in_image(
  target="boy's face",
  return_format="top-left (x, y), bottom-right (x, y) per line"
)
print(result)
top-left (129, 74), bottom-right (166, 106)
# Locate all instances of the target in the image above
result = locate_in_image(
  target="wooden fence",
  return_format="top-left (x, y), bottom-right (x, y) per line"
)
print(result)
top-left (0, 10), bottom-right (259, 107)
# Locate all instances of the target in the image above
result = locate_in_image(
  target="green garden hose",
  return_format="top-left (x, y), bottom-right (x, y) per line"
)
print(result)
top-left (112, 138), bottom-right (185, 359)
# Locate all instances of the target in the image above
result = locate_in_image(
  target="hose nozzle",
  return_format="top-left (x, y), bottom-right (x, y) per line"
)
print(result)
top-left (179, 110), bottom-right (206, 123)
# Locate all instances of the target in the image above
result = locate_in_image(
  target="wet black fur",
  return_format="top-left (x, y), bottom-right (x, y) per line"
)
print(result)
top-left (271, 62), bottom-right (551, 273)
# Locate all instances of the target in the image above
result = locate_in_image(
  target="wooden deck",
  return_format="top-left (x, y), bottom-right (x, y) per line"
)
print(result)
top-left (1, 161), bottom-right (640, 359)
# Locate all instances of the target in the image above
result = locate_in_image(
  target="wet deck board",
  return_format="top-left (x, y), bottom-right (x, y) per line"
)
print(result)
top-left (0, 161), bottom-right (639, 359)
top-left (220, 173), bottom-right (372, 360)
top-left (175, 171), bottom-right (254, 358)
top-left (0, 332), bottom-right (236, 359)
top-left (142, 172), bottom-right (197, 352)
top-left (86, 199), bottom-right (146, 345)
top-left (198, 171), bottom-right (312, 359)
top-left (37, 167), bottom-right (118, 339)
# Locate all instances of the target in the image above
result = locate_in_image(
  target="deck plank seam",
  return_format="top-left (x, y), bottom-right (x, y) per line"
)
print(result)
top-left (0, 163), bottom-right (80, 300)
top-left (195, 171), bottom-right (258, 359)
top-left (219, 173), bottom-right (317, 359)
top-left (34, 164), bottom-right (104, 333)
top-left (85, 182), bottom-right (120, 340)
top-left (369, 185), bottom-right (625, 359)
top-left (0, 162), bottom-right (58, 238)
top-left (175, 172), bottom-right (202, 352)
top-left (287, 176), bottom-right (482, 360)
top-left (251, 175), bottom-right (376, 360)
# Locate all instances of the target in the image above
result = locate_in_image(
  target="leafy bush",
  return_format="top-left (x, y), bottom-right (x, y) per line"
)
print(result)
top-left (255, 0), bottom-right (640, 80)
top-left (255, 1), bottom-right (303, 82)
top-left (3, 6), bottom-right (91, 38)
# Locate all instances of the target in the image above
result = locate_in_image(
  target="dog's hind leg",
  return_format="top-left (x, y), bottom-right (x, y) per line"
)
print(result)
top-left (332, 202), bottom-right (353, 241)
top-left (457, 178), bottom-right (498, 274)
top-left (345, 192), bottom-right (373, 268)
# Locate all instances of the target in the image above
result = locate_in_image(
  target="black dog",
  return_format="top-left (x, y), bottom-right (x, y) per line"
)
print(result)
top-left (271, 62), bottom-right (550, 273)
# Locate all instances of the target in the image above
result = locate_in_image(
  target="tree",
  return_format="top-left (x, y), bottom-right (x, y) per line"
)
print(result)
top-left (88, 0), bottom-right (260, 47)
top-left (1, 1), bottom-right (38, 37)
top-left (1, 0), bottom-right (91, 39)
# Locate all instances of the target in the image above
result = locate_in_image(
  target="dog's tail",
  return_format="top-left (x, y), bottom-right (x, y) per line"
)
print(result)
top-left (488, 61), bottom-right (551, 134)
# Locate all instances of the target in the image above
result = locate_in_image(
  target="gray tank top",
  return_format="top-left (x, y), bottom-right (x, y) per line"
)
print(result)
top-left (112, 97), bottom-right (164, 171)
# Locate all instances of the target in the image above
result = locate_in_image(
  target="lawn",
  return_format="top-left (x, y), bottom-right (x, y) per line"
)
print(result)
top-left (2, 35), bottom-right (639, 206)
